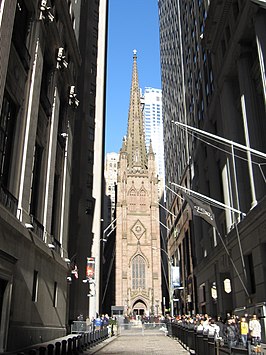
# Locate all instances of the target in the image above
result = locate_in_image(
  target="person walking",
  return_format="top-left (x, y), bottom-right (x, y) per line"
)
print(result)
top-left (240, 316), bottom-right (249, 348)
top-left (225, 318), bottom-right (238, 349)
top-left (208, 319), bottom-right (220, 340)
top-left (249, 314), bottom-right (261, 353)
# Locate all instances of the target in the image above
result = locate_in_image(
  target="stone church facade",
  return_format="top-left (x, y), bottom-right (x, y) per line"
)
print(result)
top-left (115, 51), bottom-right (162, 316)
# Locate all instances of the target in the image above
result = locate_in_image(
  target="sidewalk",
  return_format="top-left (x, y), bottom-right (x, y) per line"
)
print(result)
top-left (85, 334), bottom-right (190, 354)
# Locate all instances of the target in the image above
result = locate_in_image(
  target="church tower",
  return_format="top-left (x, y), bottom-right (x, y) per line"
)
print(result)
top-left (115, 50), bottom-right (162, 316)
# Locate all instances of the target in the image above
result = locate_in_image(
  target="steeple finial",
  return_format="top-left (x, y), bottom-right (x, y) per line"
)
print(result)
top-left (124, 50), bottom-right (147, 169)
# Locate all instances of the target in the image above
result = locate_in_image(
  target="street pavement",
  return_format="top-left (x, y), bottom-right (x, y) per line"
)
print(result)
top-left (85, 334), bottom-right (190, 354)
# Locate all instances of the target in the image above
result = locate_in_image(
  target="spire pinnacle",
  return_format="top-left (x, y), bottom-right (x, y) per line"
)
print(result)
top-left (125, 50), bottom-right (147, 169)
top-left (149, 139), bottom-right (154, 155)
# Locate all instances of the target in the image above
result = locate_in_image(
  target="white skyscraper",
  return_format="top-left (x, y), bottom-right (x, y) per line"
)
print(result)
top-left (142, 87), bottom-right (165, 186)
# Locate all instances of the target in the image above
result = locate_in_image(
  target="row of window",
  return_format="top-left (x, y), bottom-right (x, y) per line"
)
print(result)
top-left (132, 255), bottom-right (145, 289)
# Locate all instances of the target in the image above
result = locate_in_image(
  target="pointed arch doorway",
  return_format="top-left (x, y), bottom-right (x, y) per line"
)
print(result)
top-left (132, 299), bottom-right (147, 316)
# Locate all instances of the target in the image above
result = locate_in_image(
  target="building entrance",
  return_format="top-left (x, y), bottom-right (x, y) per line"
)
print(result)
top-left (132, 300), bottom-right (147, 316)
top-left (0, 279), bottom-right (8, 320)
top-left (0, 278), bottom-right (9, 352)
top-left (133, 308), bottom-right (145, 316)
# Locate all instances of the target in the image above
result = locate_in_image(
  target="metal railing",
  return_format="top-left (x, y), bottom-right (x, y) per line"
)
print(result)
top-left (167, 322), bottom-right (259, 355)
top-left (30, 215), bottom-right (45, 240)
top-left (15, 328), bottom-right (108, 355)
top-left (0, 184), bottom-right (18, 217)
top-left (71, 321), bottom-right (90, 333)
top-left (117, 319), bottom-right (168, 336)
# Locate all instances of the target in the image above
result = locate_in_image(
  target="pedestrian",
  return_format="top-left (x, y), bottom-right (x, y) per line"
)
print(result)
top-left (240, 316), bottom-right (249, 348)
top-left (95, 315), bottom-right (101, 330)
top-left (196, 318), bottom-right (204, 332)
top-left (86, 316), bottom-right (91, 331)
top-left (249, 314), bottom-right (261, 352)
top-left (91, 316), bottom-right (96, 331)
top-left (208, 319), bottom-right (220, 340)
top-left (77, 313), bottom-right (83, 321)
top-left (216, 316), bottom-right (226, 338)
top-left (225, 318), bottom-right (238, 349)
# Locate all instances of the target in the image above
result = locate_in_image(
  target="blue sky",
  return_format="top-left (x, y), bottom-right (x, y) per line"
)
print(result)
top-left (105, 0), bottom-right (161, 153)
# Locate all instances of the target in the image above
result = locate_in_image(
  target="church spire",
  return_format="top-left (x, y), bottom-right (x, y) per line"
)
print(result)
top-left (126, 50), bottom-right (147, 169)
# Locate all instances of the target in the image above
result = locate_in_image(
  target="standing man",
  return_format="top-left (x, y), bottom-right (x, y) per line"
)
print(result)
top-left (249, 314), bottom-right (261, 352)
top-left (240, 316), bottom-right (249, 348)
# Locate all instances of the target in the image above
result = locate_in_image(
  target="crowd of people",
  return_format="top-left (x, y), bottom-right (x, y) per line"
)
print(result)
top-left (75, 311), bottom-right (263, 352)
top-left (76, 313), bottom-right (112, 334)
top-left (167, 313), bottom-right (262, 352)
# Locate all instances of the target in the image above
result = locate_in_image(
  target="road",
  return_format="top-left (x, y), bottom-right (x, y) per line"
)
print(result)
top-left (86, 333), bottom-right (190, 354)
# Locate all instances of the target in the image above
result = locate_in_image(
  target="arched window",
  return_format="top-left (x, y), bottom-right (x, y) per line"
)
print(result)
top-left (139, 189), bottom-right (146, 197)
top-left (128, 188), bottom-right (136, 196)
top-left (132, 255), bottom-right (145, 289)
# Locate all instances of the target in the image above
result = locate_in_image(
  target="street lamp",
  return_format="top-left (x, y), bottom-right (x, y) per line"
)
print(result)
top-left (152, 246), bottom-right (173, 316)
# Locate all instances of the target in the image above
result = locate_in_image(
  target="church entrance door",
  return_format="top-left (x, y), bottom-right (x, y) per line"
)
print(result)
top-left (132, 300), bottom-right (147, 316)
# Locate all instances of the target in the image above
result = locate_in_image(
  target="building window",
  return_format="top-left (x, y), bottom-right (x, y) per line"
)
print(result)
top-left (88, 127), bottom-right (94, 141)
top-left (87, 173), bottom-right (93, 188)
top-left (140, 189), bottom-right (146, 197)
top-left (244, 253), bottom-right (256, 294)
top-left (51, 174), bottom-right (60, 238)
top-left (53, 282), bottom-right (58, 307)
top-left (225, 25), bottom-right (231, 43)
top-left (232, 1), bottom-right (239, 20)
top-left (199, 283), bottom-right (206, 303)
top-left (32, 270), bottom-right (39, 302)
top-left (86, 198), bottom-right (94, 215)
top-left (12, 0), bottom-right (31, 70)
top-left (89, 105), bottom-right (95, 118)
top-left (0, 93), bottom-right (17, 188)
top-left (221, 39), bottom-right (226, 56)
top-left (129, 203), bottom-right (136, 211)
top-left (30, 144), bottom-right (43, 217)
top-left (132, 255), bottom-right (146, 289)
top-left (129, 189), bottom-right (136, 196)
top-left (88, 150), bottom-right (94, 165)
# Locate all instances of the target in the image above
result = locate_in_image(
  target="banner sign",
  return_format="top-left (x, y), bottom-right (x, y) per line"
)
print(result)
top-left (86, 257), bottom-right (95, 280)
top-left (171, 266), bottom-right (180, 288)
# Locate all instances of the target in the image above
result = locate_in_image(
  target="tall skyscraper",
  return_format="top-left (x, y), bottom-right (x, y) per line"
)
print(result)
top-left (142, 87), bottom-right (165, 188)
top-left (159, 0), bottom-right (266, 318)
top-left (159, 0), bottom-right (209, 315)
top-left (115, 51), bottom-right (162, 316)
top-left (104, 152), bottom-right (119, 222)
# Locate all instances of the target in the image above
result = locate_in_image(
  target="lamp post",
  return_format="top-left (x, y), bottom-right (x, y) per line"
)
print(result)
top-left (152, 246), bottom-right (173, 316)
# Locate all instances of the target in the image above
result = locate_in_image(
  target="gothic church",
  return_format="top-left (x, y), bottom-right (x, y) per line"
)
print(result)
top-left (115, 50), bottom-right (162, 316)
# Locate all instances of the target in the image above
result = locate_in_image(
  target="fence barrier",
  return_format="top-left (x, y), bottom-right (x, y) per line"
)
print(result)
top-left (16, 327), bottom-right (108, 355)
top-left (167, 322), bottom-right (262, 355)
